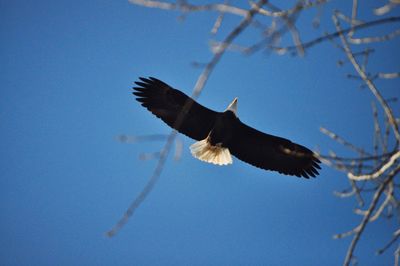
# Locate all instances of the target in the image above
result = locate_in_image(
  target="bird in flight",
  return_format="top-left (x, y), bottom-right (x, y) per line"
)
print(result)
top-left (133, 77), bottom-right (321, 178)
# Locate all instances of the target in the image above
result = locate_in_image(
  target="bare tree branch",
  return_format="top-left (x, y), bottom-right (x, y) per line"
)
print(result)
top-left (396, 245), bottom-right (400, 266)
top-left (343, 165), bottom-right (400, 266)
top-left (379, 72), bottom-right (400, 79)
top-left (348, 151), bottom-right (400, 181)
top-left (130, 0), bottom-right (330, 18)
top-left (377, 229), bottom-right (400, 255)
top-left (333, 14), bottom-right (400, 144)
top-left (331, 12), bottom-right (400, 265)
top-left (270, 16), bottom-right (400, 55)
top-left (374, 1), bottom-right (400, 16)
top-left (129, 0), bottom-right (248, 17)
top-left (320, 127), bottom-right (371, 156)
top-left (349, 28), bottom-right (400, 44)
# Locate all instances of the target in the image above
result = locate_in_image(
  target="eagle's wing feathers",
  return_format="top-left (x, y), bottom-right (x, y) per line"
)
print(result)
top-left (228, 120), bottom-right (321, 178)
top-left (133, 77), bottom-right (218, 141)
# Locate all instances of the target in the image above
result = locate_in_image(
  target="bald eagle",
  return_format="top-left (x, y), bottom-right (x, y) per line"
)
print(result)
top-left (133, 77), bottom-right (321, 178)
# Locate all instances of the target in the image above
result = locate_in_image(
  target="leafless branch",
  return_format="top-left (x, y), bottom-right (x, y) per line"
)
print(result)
top-left (270, 16), bottom-right (400, 55)
top-left (374, 1), bottom-right (400, 16)
top-left (377, 228), bottom-right (400, 255)
top-left (129, 0), bottom-right (248, 17)
top-left (116, 134), bottom-right (184, 161)
top-left (349, 28), bottom-right (400, 44)
top-left (130, 0), bottom-right (330, 19)
top-left (372, 102), bottom-right (384, 157)
top-left (396, 245), bottom-right (400, 266)
top-left (348, 151), bottom-right (400, 181)
top-left (253, 0), bottom-right (330, 18)
top-left (116, 134), bottom-right (170, 143)
top-left (343, 165), bottom-right (400, 266)
top-left (354, 182), bottom-right (394, 222)
top-left (379, 72), bottom-right (400, 79)
top-left (320, 127), bottom-right (371, 156)
top-left (265, 2), bottom-right (305, 56)
top-left (348, 0), bottom-right (359, 37)
top-left (329, 12), bottom-right (400, 265)
top-left (211, 11), bottom-right (224, 35)
top-left (319, 152), bottom-right (394, 162)
top-left (333, 14), bottom-right (400, 144)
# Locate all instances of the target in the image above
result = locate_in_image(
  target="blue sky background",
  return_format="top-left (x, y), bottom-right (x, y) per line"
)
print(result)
top-left (1, 0), bottom-right (399, 265)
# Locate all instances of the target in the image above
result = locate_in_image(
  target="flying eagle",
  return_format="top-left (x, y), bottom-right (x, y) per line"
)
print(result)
top-left (133, 77), bottom-right (321, 178)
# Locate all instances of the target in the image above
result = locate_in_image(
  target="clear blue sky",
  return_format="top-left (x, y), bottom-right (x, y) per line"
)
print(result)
top-left (1, 1), bottom-right (399, 265)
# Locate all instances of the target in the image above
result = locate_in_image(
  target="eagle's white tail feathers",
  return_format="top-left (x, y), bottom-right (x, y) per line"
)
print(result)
top-left (189, 139), bottom-right (232, 165)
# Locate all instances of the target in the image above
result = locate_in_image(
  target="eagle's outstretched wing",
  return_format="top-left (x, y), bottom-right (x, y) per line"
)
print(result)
top-left (133, 77), bottom-right (219, 141)
top-left (228, 120), bottom-right (321, 178)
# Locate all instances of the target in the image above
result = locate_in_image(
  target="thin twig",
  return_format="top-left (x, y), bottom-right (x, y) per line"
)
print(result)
top-left (270, 16), bottom-right (400, 54)
top-left (379, 72), bottom-right (400, 79)
top-left (211, 11), bottom-right (225, 35)
top-left (354, 182), bottom-right (393, 221)
top-left (349, 28), bottom-right (400, 44)
top-left (106, 131), bottom-right (177, 237)
top-left (116, 134), bottom-right (169, 143)
top-left (348, 0), bottom-right (359, 37)
top-left (129, 0), bottom-right (248, 17)
top-left (396, 245), bottom-right (400, 266)
top-left (374, 2), bottom-right (400, 16)
top-left (372, 102), bottom-right (384, 160)
top-left (131, 0), bottom-right (328, 18)
top-left (251, 0), bottom-right (328, 18)
top-left (377, 228), bottom-right (400, 255)
top-left (319, 152), bottom-right (395, 162)
top-left (265, 2), bottom-right (305, 56)
top-left (320, 127), bottom-right (371, 156)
